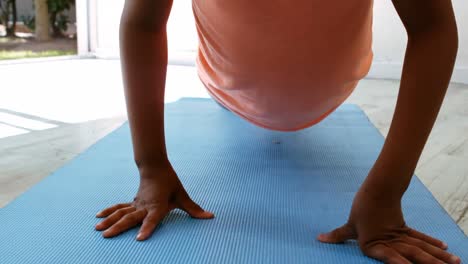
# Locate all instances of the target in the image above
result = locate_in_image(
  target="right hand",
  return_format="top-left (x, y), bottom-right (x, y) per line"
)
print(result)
top-left (95, 161), bottom-right (214, 241)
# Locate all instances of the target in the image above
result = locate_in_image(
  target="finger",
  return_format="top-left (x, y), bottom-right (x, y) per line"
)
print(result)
top-left (364, 243), bottom-right (411, 264)
top-left (393, 242), bottom-right (444, 264)
top-left (96, 203), bottom-right (131, 218)
top-left (407, 228), bottom-right (448, 249)
top-left (404, 236), bottom-right (461, 264)
top-left (136, 210), bottom-right (168, 241)
top-left (317, 224), bottom-right (356, 244)
top-left (95, 207), bottom-right (136, 230)
top-left (103, 209), bottom-right (147, 238)
top-left (178, 196), bottom-right (214, 219)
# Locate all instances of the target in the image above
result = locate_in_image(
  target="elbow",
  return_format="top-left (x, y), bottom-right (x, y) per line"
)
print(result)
top-left (449, 25), bottom-right (459, 55)
top-left (407, 22), bottom-right (458, 59)
top-left (407, 15), bottom-right (458, 51)
top-left (120, 15), bottom-right (166, 35)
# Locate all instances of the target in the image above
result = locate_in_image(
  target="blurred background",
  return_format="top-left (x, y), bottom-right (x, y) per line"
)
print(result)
top-left (1, 0), bottom-right (467, 234)
top-left (0, 0), bottom-right (76, 59)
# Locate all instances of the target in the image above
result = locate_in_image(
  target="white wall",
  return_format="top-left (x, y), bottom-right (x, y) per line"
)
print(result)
top-left (369, 0), bottom-right (468, 84)
top-left (81, 0), bottom-right (468, 84)
top-left (90, 0), bottom-right (197, 59)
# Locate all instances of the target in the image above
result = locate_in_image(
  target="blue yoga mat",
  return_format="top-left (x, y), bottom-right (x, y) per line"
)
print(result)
top-left (1, 98), bottom-right (466, 263)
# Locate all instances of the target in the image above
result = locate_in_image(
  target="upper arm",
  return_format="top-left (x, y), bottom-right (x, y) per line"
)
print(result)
top-left (391, 0), bottom-right (458, 37)
top-left (121, 0), bottom-right (174, 31)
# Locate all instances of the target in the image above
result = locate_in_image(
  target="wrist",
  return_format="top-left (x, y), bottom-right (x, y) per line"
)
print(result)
top-left (360, 164), bottom-right (412, 203)
top-left (358, 179), bottom-right (404, 205)
top-left (135, 156), bottom-right (171, 176)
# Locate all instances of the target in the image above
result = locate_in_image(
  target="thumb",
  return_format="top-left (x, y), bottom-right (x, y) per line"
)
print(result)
top-left (178, 194), bottom-right (215, 219)
top-left (317, 224), bottom-right (356, 244)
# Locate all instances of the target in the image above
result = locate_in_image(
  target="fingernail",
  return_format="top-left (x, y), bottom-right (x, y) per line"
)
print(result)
top-left (96, 212), bottom-right (102, 217)
top-left (450, 256), bottom-right (460, 264)
top-left (442, 242), bottom-right (448, 249)
top-left (204, 211), bottom-right (215, 218)
top-left (136, 233), bottom-right (144, 241)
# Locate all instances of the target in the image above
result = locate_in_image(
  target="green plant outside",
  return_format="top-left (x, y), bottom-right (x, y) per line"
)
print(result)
top-left (0, 50), bottom-right (75, 60)
top-left (0, 37), bottom-right (26, 43)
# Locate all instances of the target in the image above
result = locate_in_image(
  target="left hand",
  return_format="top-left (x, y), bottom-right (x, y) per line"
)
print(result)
top-left (317, 188), bottom-right (461, 264)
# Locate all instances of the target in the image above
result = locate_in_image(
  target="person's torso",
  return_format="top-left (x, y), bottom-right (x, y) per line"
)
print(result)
top-left (193, 0), bottom-right (374, 131)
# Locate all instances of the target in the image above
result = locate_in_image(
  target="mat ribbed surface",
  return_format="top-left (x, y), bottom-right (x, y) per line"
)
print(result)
top-left (1, 98), bottom-right (466, 263)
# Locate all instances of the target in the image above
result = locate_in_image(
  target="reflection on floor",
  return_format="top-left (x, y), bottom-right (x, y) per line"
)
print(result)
top-left (0, 58), bottom-right (467, 234)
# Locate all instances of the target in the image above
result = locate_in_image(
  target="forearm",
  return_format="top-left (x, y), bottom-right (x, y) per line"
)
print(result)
top-left (120, 0), bottom-right (173, 170)
top-left (363, 29), bottom-right (458, 200)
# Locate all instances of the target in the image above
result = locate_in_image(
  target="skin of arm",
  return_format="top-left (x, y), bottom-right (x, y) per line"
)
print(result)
top-left (120, 0), bottom-right (172, 169)
top-left (319, 0), bottom-right (460, 263)
top-left (362, 0), bottom-right (459, 204)
top-left (95, 0), bottom-right (213, 241)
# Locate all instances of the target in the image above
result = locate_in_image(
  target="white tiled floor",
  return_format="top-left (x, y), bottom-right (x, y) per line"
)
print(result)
top-left (0, 58), bottom-right (467, 234)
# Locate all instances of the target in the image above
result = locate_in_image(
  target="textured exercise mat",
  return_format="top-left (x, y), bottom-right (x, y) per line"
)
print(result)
top-left (1, 98), bottom-right (466, 263)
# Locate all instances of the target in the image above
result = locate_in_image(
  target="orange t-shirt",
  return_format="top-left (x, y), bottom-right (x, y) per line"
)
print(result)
top-left (193, 0), bottom-right (374, 131)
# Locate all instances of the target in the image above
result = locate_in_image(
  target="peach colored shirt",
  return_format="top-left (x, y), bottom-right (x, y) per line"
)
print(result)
top-left (193, 0), bottom-right (374, 131)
